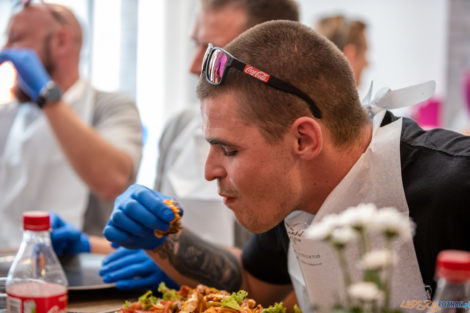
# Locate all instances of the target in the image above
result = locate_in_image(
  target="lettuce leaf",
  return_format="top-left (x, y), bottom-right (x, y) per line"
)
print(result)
top-left (262, 302), bottom-right (287, 313)
top-left (158, 282), bottom-right (182, 301)
top-left (221, 290), bottom-right (249, 310)
top-left (138, 290), bottom-right (160, 310)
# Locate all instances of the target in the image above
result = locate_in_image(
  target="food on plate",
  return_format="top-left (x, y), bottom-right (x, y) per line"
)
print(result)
top-left (154, 200), bottom-right (183, 238)
top-left (119, 283), bottom-right (298, 313)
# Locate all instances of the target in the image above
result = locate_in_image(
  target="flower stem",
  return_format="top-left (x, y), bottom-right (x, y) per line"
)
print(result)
top-left (383, 237), bottom-right (394, 311)
top-left (335, 247), bottom-right (352, 306)
top-left (357, 228), bottom-right (369, 257)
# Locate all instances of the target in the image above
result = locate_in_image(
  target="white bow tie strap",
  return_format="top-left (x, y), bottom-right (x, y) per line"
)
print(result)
top-left (362, 80), bottom-right (436, 119)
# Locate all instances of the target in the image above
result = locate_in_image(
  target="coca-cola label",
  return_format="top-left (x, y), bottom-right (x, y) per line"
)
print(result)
top-left (7, 292), bottom-right (67, 313)
top-left (243, 65), bottom-right (270, 83)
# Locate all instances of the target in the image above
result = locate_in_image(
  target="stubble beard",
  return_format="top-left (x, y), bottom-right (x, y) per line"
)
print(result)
top-left (14, 34), bottom-right (56, 103)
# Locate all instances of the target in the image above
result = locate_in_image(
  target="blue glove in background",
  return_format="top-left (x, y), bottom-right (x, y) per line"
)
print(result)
top-left (50, 212), bottom-right (90, 256)
top-left (0, 48), bottom-right (51, 101)
top-left (103, 184), bottom-right (183, 250)
top-left (99, 247), bottom-right (179, 291)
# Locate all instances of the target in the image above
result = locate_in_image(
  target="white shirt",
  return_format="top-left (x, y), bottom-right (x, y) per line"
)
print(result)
top-left (0, 80), bottom-right (93, 249)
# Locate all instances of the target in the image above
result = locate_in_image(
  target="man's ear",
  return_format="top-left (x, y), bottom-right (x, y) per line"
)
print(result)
top-left (343, 43), bottom-right (357, 65)
top-left (52, 28), bottom-right (71, 56)
top-left (290, 117), bottom-right (323, 159)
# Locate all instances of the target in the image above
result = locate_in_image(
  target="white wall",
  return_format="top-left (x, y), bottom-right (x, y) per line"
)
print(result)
top-left (298, 0), bottom-right (448, 103)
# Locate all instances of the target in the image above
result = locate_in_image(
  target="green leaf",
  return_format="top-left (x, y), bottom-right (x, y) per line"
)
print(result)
top-left (233, 290), bottom-right (248, 303)
top-left (221, 297), bottom-right (241, 310)
top-left (138, 290), bottom-right (160, 310)
top-left (293, 304), bottom-right (303, 313)
top-left (221, 290), bottom-right (249, 310)
top-left (261, 302), bottom-right (287, 313)
top-left (158, 282), bottom-right (182, 301)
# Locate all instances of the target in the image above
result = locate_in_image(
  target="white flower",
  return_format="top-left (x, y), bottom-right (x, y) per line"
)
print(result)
top-left (360, 249), bottom-right (397, 270)
top-left (348, 282), bottom-right (385, 302)
top-left (371, 207), bottom-right (415, 238)
top-left (331, 227), bottom-right (357, 246)
top-left (339, 203), bottom-right (377, 230)
top-left (305, 214), bottom-right (340, 241)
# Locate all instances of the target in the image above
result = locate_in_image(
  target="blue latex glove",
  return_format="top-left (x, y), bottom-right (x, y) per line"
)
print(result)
top-left (0, 48), bottom-right (51, 101)
top-left (99, 247), bottom-right (179, 291)
top-left (103, 184), bottom-right (183, 250)
top-left (50, 212), bottom-right (90, 256)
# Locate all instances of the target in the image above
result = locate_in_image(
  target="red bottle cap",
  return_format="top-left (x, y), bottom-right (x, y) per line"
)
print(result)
top-left (23, 211), bottom-right (50, 231)
top-left (436, 250), bottom-right (470, 282)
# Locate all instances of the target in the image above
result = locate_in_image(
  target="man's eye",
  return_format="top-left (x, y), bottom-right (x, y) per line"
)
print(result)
top-left (223, 148), bottom-right (238, 156)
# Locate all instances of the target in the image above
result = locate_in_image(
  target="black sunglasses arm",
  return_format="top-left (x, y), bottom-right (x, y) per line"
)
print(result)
top-left (267, 76), bottom-right (322, 119)
top-left (224, 53), bottom-right (322, 119)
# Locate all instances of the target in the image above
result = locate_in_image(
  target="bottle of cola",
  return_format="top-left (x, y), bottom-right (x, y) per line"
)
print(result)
top-left (429, 250), bottom-right (470, 313)
top-left (6, 211), bottom-right (68, 313)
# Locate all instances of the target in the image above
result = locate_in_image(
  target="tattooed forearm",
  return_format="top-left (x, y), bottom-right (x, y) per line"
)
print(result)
top-left (153, 229), bottom-right (242, 291)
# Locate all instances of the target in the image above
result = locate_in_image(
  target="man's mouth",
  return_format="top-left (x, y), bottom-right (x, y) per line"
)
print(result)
top-left (219, 192), bottom-right (236, 205)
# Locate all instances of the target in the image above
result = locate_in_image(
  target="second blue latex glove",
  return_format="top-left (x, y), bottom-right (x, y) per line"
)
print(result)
top-left (103, 184), bottom-right (183, 250)
top-left (50, 212), bottom-right (90, 256)
top-left (0, 48), bottom-right (51, 101)
top-left (99, 247), bottom-right (179, 291)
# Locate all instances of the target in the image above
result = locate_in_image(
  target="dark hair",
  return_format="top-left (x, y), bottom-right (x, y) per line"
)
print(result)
top-left (197, 20), bottom-right (369, 146)
top-left (316, 15), bottom-right (367, 52)
top-left (200, 0), bottom-right (300, 27)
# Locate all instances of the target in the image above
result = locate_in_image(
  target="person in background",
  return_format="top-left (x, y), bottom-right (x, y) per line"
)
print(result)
top-left (316, 14), bottom-right (369, 87)
top-left (104, 20), bottom-right (470, 311)
top-left (0, 2), bottom-right (142, 250)
top-left (48, 0), bottom-right (300, 292)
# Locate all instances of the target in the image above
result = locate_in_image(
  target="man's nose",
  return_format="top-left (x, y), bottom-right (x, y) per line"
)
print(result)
top-left (189, 45), bottom-right (206, 76)
top-left (204, 148), bottom-right (226, 181)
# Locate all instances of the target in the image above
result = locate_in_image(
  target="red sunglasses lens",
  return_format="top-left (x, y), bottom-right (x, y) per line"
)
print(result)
top-left (207, 49), bottom-right (227, 84)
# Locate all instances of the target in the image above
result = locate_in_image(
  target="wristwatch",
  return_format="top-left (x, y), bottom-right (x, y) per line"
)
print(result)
top-left (37, 81), bottom-right (63, 108)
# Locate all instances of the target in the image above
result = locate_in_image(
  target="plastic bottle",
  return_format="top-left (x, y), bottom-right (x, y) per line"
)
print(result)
top-left (429, 250), bottom-right (470, 313)
top-left (6, 211), bottom-right (68, 313)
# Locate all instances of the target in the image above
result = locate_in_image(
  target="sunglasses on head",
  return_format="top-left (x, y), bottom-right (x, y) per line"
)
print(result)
top-left (201, 43), bottom-right (322, 119)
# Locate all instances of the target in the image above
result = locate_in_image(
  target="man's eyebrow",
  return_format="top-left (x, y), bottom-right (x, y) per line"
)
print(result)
top-left (207, 138), bottom-right (233, 147)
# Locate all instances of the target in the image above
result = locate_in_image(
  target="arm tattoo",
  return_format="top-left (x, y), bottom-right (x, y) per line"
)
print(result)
top-left (154, 229), bottom-right (242, 291)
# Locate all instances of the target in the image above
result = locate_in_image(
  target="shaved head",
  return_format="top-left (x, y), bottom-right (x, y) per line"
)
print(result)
top-left (18, 3), bottom-right (83, 51)
top-left (45, 3), bottom-right (83, 50)
top-left (5, 2), bottom-right (84, 91)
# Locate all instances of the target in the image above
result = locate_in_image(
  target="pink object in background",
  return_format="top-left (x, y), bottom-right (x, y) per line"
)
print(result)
top-left (462, 70), bottom-right (470, 115)
top-left (414, 97), bottom-right (442, 130)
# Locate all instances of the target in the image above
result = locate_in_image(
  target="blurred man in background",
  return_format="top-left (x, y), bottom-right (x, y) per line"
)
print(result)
top-left (316, 15), bottom-right (369, 87)
top-left (0, 2), bottom-right (142, 250)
